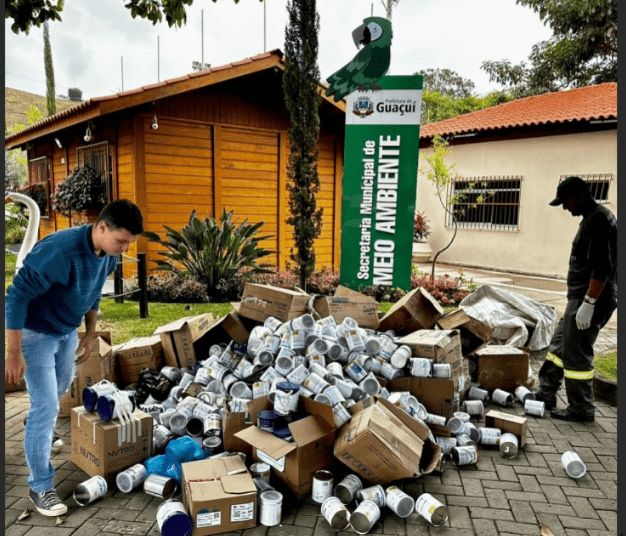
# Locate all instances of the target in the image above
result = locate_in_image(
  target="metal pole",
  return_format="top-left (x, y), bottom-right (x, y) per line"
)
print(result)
top-left (121, 57), bottom-right (124, 91)
top-left (201, 10), bottom-right (204, 67)
top-left (158, 36), bottom-right (160, 82)
top-left (114, 254), bottom-right (124, 303)
top-left (138, 252), bottom-right (148, 318)
top-left (264, 1), bottom-right (266, 52)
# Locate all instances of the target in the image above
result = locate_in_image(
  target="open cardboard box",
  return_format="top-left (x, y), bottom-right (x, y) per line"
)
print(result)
top-left (474, 345), bottom-right (530, 391)
top-left (437, 308), bottom-right (493, 356)
top-left (379, 287), bottom-right (443, 334)
top-left (387, 376), bottom-right (456, 419)
top-left (154, 313), bottom-right (215, 369)
top-left (314, 285), bottom-right (380, 330)
top-left (237, 283), bottom-right (310, 323)
top-left (234, 396), bottom-right (336, 500)
top-left (182, 455), bottom-right (257, 536)
top-left (334, 396), bottom-right (440, 485)
top-left (113, 334), bottom-right (164, 385)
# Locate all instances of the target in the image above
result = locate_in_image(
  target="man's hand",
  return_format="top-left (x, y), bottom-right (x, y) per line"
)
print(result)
top-left (76, 332), bottom-right (96, 365)
top-left (576, 302), bottom-right (595, 330)
top-left (5, 348), bottom-right (26, 385)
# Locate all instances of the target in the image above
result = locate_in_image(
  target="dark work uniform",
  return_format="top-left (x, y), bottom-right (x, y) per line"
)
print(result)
top-left (537, 202), bottom-right (617, 416)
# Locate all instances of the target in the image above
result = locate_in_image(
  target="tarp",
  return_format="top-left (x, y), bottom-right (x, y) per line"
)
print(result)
top-left (459, 284), bottom-right (558, 351)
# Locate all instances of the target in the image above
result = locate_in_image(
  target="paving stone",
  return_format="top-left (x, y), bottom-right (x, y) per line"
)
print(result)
top-left (595, 509), bottom-right (617, 532)
top-left (558, 516), bottom-right (609, 530)
top-left (459, 477), bottom-right (485, 497)
top-left (446, 506), bottom-right (472, 529)
top-left (562, 530), bottom-right (587, 536)
top-left (445, 496), bottom-right (489, 508)
top-left (382, 512), bottom-right (406, 536)
top-left (503, 491), bottom-right (547, 504)
top-left (470, 518), bottom-right (497, 536)
top-left (94, 508), bottom-right (141, 522)
top-left (243, 526), bottom-right (269, 536)
top-left (509, 500), bottom-right (536, 524)
top-left (588, 498), bottom-right (617, 510)
top-left (531, 503), bottom-right (576, 517)
top-left (517, 474), bottom-right (542, 493)
top-left (18, 527), bottom-right (76, 536)
top-left (484, 489), bottom-right (509, 510)
top-left (533, 514), bottom-right (566, 536)
top-left (101, 520), bottom-right (153, 535)
top-left (5, 524), bottom-right (31, 536)
top-left (467, 507), bottom-right (513, 521)
top-left (267, 525), bottom-right (314, 536)
top-left (563, 487), bottom-right (608, 499)
top-left (493, 464), bottom-right (518, 482)
top-left (494, 520), bottom-right (543, 534)
top-left (593, 479), bottom-right (617, 500)
top-left (124, 493), bottom-right (154, 511)
top-left (422, 483), bottom-right (465, 497)
top-left (540, 485), bottom-right (570, 505)
top-left (293, 504), bottom-right (318, 528)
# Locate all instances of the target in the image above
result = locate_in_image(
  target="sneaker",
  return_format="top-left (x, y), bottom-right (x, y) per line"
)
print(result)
top-left (29, 488), bottom-right (68, 516)
top-left (23, 417), bottom-right (64, 449)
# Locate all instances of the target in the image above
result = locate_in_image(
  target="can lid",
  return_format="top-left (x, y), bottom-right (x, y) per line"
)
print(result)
top-left (82, 387), bottom-right (98, 412)
top-left (161, 512), bottom-right (193, 536)
top-left (96, 395), bottom-right (115, 422)
top-left (260, 490), bottom-right (283, 504)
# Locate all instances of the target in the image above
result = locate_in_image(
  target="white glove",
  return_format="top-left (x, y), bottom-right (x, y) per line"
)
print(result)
top-left (575, 301), bottom-right (595, 330)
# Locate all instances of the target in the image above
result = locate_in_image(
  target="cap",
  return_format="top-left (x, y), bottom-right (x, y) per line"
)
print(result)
top-left (549, 176), bottom-right (589, 206)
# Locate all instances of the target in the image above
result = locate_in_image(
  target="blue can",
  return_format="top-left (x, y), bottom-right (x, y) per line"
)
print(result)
top-left (257, 410), bottom-right (278, 433)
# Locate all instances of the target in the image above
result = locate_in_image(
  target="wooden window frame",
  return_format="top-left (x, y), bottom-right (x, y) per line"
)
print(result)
top-left (76, 141), bottom-right (113, 202)
top-left (27, 156), bottom-right (52, 218)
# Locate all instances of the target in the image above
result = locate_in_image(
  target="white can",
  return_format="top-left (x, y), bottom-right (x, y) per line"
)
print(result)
top-left (364, 337), bottom-right (381, 356)
top-left (415, 493), bottom-right (449, 527)
top-left (321, 496), bottom-right (351, 531)
top-left (259, 490), bottom-right (282, 526)
top-left (359, 373), bottom-right (381, 396)
top-left (446, 416), bottom-right (465, 435)
top-left (327, 362), bottom-right (344, 378)
top-left (356, 485), bottom-right (386, 507)
top-left (468, 386), bottom-right (490, 403)
top-left (74, 475), bottom-right (108, 506)
top-left (462, 399), bottom-right (484, 417)
top-left (322, 385), bottom-right (346, 406)
top-left (309, 353), bottom-right (327, 368)
top-left (456, 434), bottom-right (477, 448)
top-left (409, 358), bottom-right (432, 377)
top-left (344, 361), bottom-right (367, 382)
top-left (273, 390), bottom-right (294, 416)
top-left (303, 372), bottom-right (329, 394)
top-left (426, 413), bottom-right (447, 427)
top-left (436, 436), bottom-right (457, 455)
top-left (252, 381), bottom-right (270, 399)
top-left (292, 314), bottom-right (316, 331)
top-left (290, 330), bottom-right (306, 351)
top-left (332, 403), bottom-right (352, 428)
top-left (377, 337), bottom-right (398, 360)
top-left (385, 486), bottom-right (414, 518)
top-left (432, 363), bottom-right (452, 379)
top-left (275, 355), bottom-right (294, 377)
top-left (492, 388), bottom-right (514, 407)
top-left (390, 346), bottom-right (411, 369)
top-left (451, 445), bottom-right (480, 466)
top-left (230, 381), bottom-right (253, 400)
top-left (350, 499), bottom-right (381, 534)
top-left (379, 362), bottom-right (402, 381)
top-left (156, 499), bottom-right (193, 536)
top-left (515, 385), bottom-right (535, 404)
top-left (286, 364), bottom-right (309, 385)
top-left (524, 399), bottom-right (545, 417)
top-left (144, 473), bottom-right (178, 499)
top-left (264, 316), bottom-right (283, 332)
top-left (250, 462), bottom-right (271, 483)
top-left (311, 470), bottom-right (334, 504)
top-left (499, 433), bottom-right (519, 458)
top-left (561, 451), bottom-right (587, 479)
top-left (263, 334), bottom-right (282, 353)
top-left (116, 463), bottom-right (148, 493)
top-left (479, 427), bottom-right (502, 446)
top-left (334, 474), bottom-right (363, 504)
top-left (346, 330), bottom-right (366, 353)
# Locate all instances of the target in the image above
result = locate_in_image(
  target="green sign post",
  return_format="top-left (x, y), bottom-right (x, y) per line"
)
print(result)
top-left (339, 75), bottom-right (423, 291)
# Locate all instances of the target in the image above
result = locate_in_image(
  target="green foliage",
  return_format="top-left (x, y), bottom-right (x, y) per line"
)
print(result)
top-left (18, 183), bottom-right (49, 214)
top-left (43, 21), bottom-right (56, 116)
top-left (127, 271), bottom-right (210, 303)
top-left (4, 205), bottom-right (28, 249)
top-left (413, 211), bottom-right (431, 242)
top-left (417, 68), bottom-right (475, 99)
top-left (421, 90), bottom-right (514, 125)
top-left (142, 208), bottom-right (274, 302)
top-left (53, 165), bottom-right (108, 217)
top-left (67, 87), bottom-right (83, 102)
top-left (595, 350), bottom-right (617, 382)
top-left (5, 105), bottom-right (44, 191)
top-left (26, 104), bottom-right (44, 124)
top-left (482, 0), bottom-right (617, 97)
top-left (283, 0), bottom-right (323, 290)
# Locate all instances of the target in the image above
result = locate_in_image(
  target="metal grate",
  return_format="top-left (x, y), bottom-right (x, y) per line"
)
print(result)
top-left (77, 141), bottom-right (113, 202)
top-left (27, 156), bottom-right (51, 216)
top-left (446, 175), bottom-right (522, 231)
top-left (559, 174), bottom-right (613, 204)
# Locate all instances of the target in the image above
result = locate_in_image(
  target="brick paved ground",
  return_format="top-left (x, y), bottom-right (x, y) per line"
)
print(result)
top-left (5, 350), bottom-right (617, 536)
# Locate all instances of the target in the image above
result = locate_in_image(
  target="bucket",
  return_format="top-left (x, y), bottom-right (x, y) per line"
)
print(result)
top-left (385, 486), bottom-right (414, 518)
top-left (462, 399), bottom-right (484, 418)
top-left (144, 474), bottom-right (178, 499)
top-left (311, 470), bottom-right (334, 504)
top-left (355, 485), bottom-right (386, 507)
top-left (446, 416), bottom-right (465, 435)
top-left (321, 496), bottom-right (351, 530)
top-left (74, 475), bottom-right (108, 506)
top-left (116, 463), bottom-right (148, 493)
top-left (561, 451), bottom-right (587, 479)
top-left (350, 500), bottom-right (381, 534)
top-left (492, 389), bottom-right (514, 407)
top-left (250, 463), bottom-right (271, 483)
top-left (335, 474), bottom-right (363, 504)
top-left (499, 433), bottom-right (519, 458)
top-left (415, 493), bottom-right (449, 527)
top-left (257, 410), bottom-right (278, 433)
top-left (83, 380), bottom-right (117, 412)
top-left (156, 499), bottom-right (193, 536)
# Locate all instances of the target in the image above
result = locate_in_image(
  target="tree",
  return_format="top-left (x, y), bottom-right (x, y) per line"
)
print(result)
top-left (6, 0), bottom-right (264, 35)
top-left (283, 0), bottom-right (323, 290)
top-left (481, 0), bottom-right (617, 97)
top-left (5, 105), bottom-right (44, 191)
top-left (43, 21), bottom-right (56, 116)
top-left (416, 68), bottom-right (475, 99)
top-left (67, 87), bottom-right (83, 102)
top-left (421, 90), bottom-right (513, 125)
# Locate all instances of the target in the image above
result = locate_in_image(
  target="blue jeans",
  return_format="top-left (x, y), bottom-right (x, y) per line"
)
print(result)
top-left (22, 328), bottom-right (78, 492)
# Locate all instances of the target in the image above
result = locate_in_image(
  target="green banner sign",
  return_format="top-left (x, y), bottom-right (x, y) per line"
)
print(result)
top-left (339, 75), bottom-right (423, 291)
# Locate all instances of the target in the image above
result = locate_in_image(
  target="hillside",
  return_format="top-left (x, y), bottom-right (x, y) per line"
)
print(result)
top-left (5, 87), bottom-right (79, 131)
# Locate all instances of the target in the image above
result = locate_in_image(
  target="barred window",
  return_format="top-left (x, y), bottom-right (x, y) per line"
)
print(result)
top-left (447, 175), bottom-right (522, 231)
top-left (26, 156), bottom-right (51, 217)
top-left (559, 174), bottom-right (613, 204)
top-left (77, 141), bottom-right (113, 202)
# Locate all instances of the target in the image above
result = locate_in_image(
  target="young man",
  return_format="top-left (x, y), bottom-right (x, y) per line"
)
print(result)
top-left (535, 176), bottom-right (617, 423)
top-left (5, 199), bottom-right (143, 516)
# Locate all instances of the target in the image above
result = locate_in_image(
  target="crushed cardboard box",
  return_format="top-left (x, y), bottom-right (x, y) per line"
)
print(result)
top-left (237, 283), bottom-right (310, 323)
top-left (485, 410), bottom-right (528, 447)
top-left (154, 313), bottom-right (215, 369)
top-left (437, 308), bottom-right (493, 356)
top-left (314, 285), bottom-right (380, 330)
top-left (113, 334), bottom-right (164, 385)
top-left (334, 397), bottom-right (440, 485)
top-left (207, 311), bottom-right (254, 345)
top-left (387, 377), bottom-right (456, 419)
top-left (379, 287), bottom-right (443, 334)
top-left (221, 408), bottom-right (253, 458)
top-left (182, 456), bottom-right (257, 536)
top-left (70, 407), bottom-right (152, 484)
top-left (474, 345), bottom-right (530, 391)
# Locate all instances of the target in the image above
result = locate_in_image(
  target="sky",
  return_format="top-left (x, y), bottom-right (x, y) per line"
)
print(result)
top-left (5, 0), bottom-right (553, 102)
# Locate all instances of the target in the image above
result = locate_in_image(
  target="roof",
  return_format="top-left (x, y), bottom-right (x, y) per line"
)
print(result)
top-left (5, 49), bottom-right (345, 149)
top-left (420, 83), bottom-right (617, 139)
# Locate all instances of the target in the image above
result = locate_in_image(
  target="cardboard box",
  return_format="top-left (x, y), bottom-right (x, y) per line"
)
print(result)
top-left (182, 456), bottom-right (257, 536)
top-left (154, 313), bottom-right (215, 369)
top-left (59, 333), bottom-right (116, 417)
top-left (237, 284), bottom-right (310, 323)
top-left (397, 329), bottom-right (464, 391)
top-left (485, 410), bottom-right (527, 447)
top-left (221, 409), bottom-right (253, 457)
top-left (437, 309), bottom-right (493, 356)
top-left (70, 407), bottom-right (152, 484)
top-left (114, 335), bottom-right (164, 385)
top-left (334, 397), bottom-right (440, 484)
top-left (474, 345), bottom-right (530, 391)
top-left (235, 397), bottom-right (336, 500)
top-left (314, 286), bottom-right (380, 330)
top-left (379, 287), bottom-right (443, 334)
top-left (205, 311), bottom-right (254, 346)
top-left (387, 377), bottom-right (456, 419)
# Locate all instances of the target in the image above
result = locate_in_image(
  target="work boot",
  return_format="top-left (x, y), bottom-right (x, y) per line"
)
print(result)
top-left (533, 393), bottom-right (556, 412)
top-left (23, 417), bottom-right (63, 449)
top-left (550, 407), bottom-right (594, 423)
top-left (29, 488), bottom-right (68, 516)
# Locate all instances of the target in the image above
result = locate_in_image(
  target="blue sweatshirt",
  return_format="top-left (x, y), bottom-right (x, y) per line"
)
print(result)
top-left (5, 225), bottom-right (117, 335)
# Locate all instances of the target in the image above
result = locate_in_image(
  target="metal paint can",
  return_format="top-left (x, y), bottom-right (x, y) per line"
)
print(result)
top-left (292, 314), bottom-right (316, 331)
top-left (202, 435), bottom-right (223, 457)
top-left (454, 411), bottom-right (470, 422)
top-left (264, 316), bottom-right (283, 332)
top-left (462, 399), bottom-right (484, 417)
top-left (160, 366), bottom-right (182, 384)
top-left (356, 485), bottom-right (386, 508)
top-left (344, 361), bottom-right (367, 383)
top-left (524, 399), bottom-right (545, 417)
top-left (263, 334), bottom-right (282, 354)
top-left (478, 427), bottom-right (502, 446)
top-left (259, 490), bottom-right (283, 527)
top-left (257, 409), bottom-right (278, 432)
top-left (321, 496), bottom-right (351, 531)
top-left (250, 462), bottom-right (271, 483)
top-left (456, 434), bottom-right (478, 448)
top-left (323, 385), bottom-right (346, 406)
top-left (409, 358), bottom-right (432, 378)
top-left (144, 474), bottom-right (178, 499)
top-left (309, 353), bottom-right (327, 369)
top-left (515, 386), bottom-right (535, 404)
top-left (426, 413), bottom-right (447, 427)
top-left (327, 343), bottom-right (345, 361)
top-left (364, 337), bottom-right (381, 356)
top-left (385, 486), bottom-right (415, 518)
top-left (82, 380), bottom-right (118, 412)
top-left (311, 470), bottom-right (334, 504)
top-left (203, 413), bottom-right (222, 436)
top-left (230, 381), bottom-right (253, 400)
top-left (314, 393), bottom-right (332, 406)
top-left (116, 463), bottom-right (148, 493)
top-left (379, 362), bottom-right (403, 380)
top-left (335, 474), bottom-right (363, 504)
top-left (169, 410), bottom-right (191, 436)
top-left (286, 364), bottom-right (309, 385)
top-left (446, 416), bottom-right (465, 435)
top-left (492, 388), bottom-right (514, 407)
top-left (327, 362), bottom-right (344, 379)
top-left (307, 338), bottom-right (330, 356)
top-left (432, 363), bottom-right (452, 379)
top-left (290, 330), bottom-right (307, 351)
top-left (436, 436), bottom-right (457, 455)
top-left (390, 346), bottom-right (411, 369)
top-left (194, 367), bottom-right (211, 387)
top-left (156, 499), bottom-right (193, 536)
top-left (451, 445), bottom-right (480, 466)
top-left (253, 477), bottom-right (275, 493)
top-left (415, 493), bottom-right (449, 527)
top-left (416, 403), bottom-right (428, 421)
top-left (346, 330), bottom-right (366, 354)
top-left (377, 337), bottom-right (398, 360)
top-left (468, 386), bottom-right (490, 403)
top-left (229, 397), bottom-right (249, 413)
top-left (303, 372), bottom-right (330, 394)
top-left (197, 391), bottom-right (216, 405)
top-left (332, 403), bottom-right (352, 428)
top-left (350, 500), bottom-right (381, 534)
top-left (74, 475), bottom-right (108, 506)
top-left (359, 373), bottom-right (381, 396)
top-left (461, 421), bottom-right (481, 443)
top-left (354, 353), bottom-right (373, 372)
top-left (275, 355), bottom-right (294, 377)
top-left (499, 433), bottom-right (519, 458)
top-left (252, 381), bottom-right (270, 399)
top-left (561, 451), bottom-right (587, 479)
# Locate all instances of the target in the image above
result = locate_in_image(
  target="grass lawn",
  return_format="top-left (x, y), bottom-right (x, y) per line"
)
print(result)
top-left (594, 350), bottom-right (617, 381)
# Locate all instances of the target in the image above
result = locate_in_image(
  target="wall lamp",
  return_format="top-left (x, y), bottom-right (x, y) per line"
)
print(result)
top-left (151, 113), bottom-right (159, 130)
top-left (84, 121), bottom-right (96, 143)
top-left (54, 137), bottom-right (63, 149)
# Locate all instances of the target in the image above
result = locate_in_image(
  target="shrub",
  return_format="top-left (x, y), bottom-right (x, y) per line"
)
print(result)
top-left (127, 271), bottom-right (209, 303)
top-left (143, 209), bottom-right (274, 302)
top-left (53, 165), bottom-right (107, 217)
top-left (413, 211), bottom-right (431, 242)
top-left (410, 273), bottom-right (470, 306)
top-left (18, 183), bottom-right (48, 214)
top-left (4, 204), bottom-right (27, 247)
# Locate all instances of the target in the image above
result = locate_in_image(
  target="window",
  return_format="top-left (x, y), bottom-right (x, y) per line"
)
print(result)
top-left (77, 142), bottom-right (113, 202)
top-left (447, 175), bottom-right (522, 231)
top-left (26, 156), bottom-right (51, 217)
top-left (559, 174), bottom-right (613, 204)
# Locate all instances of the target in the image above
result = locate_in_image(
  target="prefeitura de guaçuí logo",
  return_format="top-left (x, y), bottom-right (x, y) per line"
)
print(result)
top-left (353, 95), bottom-right (374, 118)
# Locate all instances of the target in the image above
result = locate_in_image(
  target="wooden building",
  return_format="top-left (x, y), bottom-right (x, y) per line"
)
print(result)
top-left (5, 50), bottom-right (347, 273)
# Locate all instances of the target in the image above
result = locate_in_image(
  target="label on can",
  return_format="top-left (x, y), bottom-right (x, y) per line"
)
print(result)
top-left (356, 485), bottom-right (386, 507)
top-left (321, 496), bottom-right (350, 531)
top-left (312, 470), bottom-right (333, 503)
top-left (492, 389), bottom-right (512, 406)
top-left (479, 427), bottom-right (502, 445)
top-left (453, 446), bottom-right (479, 465)
top-left (432, 363), bottom-right (452, 379)
top-left (385, 486), bottom-right (414, 518)
top-left (74, 475), bottom-right (108, 505)
top-left (524, 399), bottom-right (545, 416)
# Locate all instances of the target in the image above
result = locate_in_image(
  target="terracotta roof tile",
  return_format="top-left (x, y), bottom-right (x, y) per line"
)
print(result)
top-left (420, 83), bottom-right (617, 138)
top-left (142, 81), bottom-right (168, 91)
